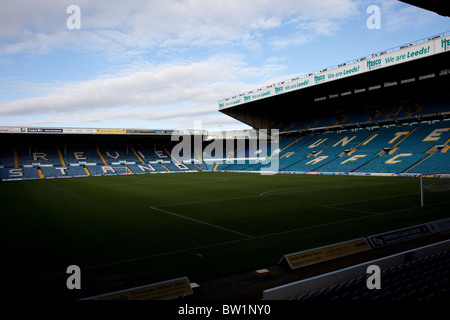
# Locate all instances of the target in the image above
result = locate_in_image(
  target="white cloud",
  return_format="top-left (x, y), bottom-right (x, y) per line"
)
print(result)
top-left (0, 0), bottom-right (366, 130)
top-left (0, 55), bottom-right (282, 129)
top-left (0, 0), bottom-right (361, 56)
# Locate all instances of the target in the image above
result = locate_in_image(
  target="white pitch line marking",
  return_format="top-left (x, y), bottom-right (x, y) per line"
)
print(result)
top-left (5, 201), bottom-right (448, 287)
top-left (258, 182), bottom-right (399, 197)
top-left (150, 206), bottom-right (253, 239)
top-left (323, 192), bottom-right (420, 215)
top-left (325, 192), bottom-right (419, 207)
top-left (136, 178), bottom-right (228, 185)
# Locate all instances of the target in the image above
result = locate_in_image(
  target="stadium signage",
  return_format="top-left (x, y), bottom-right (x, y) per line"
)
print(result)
top-left (219, 33), bottom-right (449, 110)
top-left (326, 64), bottom-right (362, 81)
top-left (275, 86), bottom-right (283, 94)
top-left (0, 127), bottom-right (21, 133)
top-left (366, 58), bottom-right (382, 70)
top-left (64, 128), bottom-right (96, 134)
top-left (281, 238), bottom-right (372, 269)
top-left (252, 90), bottom-right (271, 99)
top-left (440, 37), bottom-right (450, 52)
top-left (382, 44), bottom-right (432, 67)
top-left (368, 224), bottom-right (431, 248)
top-left (343, 65), bottom-right (360, 75)
top-left (314, 74), bottom-right (325, 84)
top-left (27, 128), bottom-right (63, 133)
top-left (96, 129), bottom-right (126, 134)
top-left (0, 126), bottom-right (206, 136)
top-left (84, 276), bottom-right (193, 300)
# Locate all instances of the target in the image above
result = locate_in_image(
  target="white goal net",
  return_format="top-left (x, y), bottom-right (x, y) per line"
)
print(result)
top-left (420, 173), bottom-right (450, 207)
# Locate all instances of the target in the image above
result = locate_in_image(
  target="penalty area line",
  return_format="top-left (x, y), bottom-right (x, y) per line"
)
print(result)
top-left (149, 206), bottom-right (253, 239)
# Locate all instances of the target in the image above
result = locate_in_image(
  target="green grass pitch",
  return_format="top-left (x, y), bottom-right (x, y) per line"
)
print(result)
top-left (0, 172), bottom-right (448, 299)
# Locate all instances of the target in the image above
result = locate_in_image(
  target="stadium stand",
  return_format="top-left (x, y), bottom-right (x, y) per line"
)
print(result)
top-left (3, 87), bottom-right (448, 181)
top-left (40, 166), bottom-right (81, 179)
top-left (211, 104), bottom-right (450, 175)
top-left (409, 153), bottom-right (450, 174)
top-left (0, 28), bottom-right (449, 303)
top-left (0, 140), bottom-right (208, 180)
top-left (280, 94), bottom-right (450, 133)
top-left (4, 119), bottom-right (449, 180)
top-left (0, 147), bottom-right (16, 168)
top-left (16, 146), bottom-right (62, 166)
top-left (296, 250), bottom-right (449, 301)
top-left (1, 108), bottom-right (449, 181)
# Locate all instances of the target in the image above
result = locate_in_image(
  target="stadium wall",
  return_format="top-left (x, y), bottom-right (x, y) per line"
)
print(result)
top-left (263, 238), bottom-right (450, 300)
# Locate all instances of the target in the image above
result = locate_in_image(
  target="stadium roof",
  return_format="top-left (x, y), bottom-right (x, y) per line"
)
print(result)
top-left (219, 33), bottom-right (450, 131)
top-left (399, 1), bottom-right (450, 17)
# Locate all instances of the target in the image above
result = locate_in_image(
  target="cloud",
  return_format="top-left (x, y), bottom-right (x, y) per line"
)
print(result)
top-left (0, 0), bottom-right (361, 56)
top-left (0, 0), bottom-right (365, 130)
top-left (0, 55), bottom-right (281, 129)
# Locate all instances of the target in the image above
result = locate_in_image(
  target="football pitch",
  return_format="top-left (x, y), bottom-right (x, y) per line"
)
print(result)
top-left (0, 172), bottom-right (449, 300)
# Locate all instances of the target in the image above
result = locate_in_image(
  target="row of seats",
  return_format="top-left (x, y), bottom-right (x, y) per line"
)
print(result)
top-left (280, 96), bottom-right (449, 133)
top-left (295, 250), bottom-right (449, 301)
top-left (0, 142), bottom-right (208, 180)
top-left (0, 145), bottom-right (199, 168)
top-left (216, 120), bottom-right (450, 174)
top-left (0, 162), bottom-right (205, 180)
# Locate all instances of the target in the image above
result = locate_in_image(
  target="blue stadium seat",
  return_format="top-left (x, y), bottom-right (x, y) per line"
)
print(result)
top-left (294, 250), bottom-right (450, 301)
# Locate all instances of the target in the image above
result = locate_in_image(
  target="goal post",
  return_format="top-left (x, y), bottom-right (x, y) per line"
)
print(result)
top-left (112, 166), bottom-right (131, 175)
top-left (420, 174), bottom-right (424, 207)
top-left (419, 173), bottom-right (450, 208)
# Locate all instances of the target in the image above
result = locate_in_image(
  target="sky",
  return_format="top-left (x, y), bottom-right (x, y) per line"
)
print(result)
top-left (0, 0), bottom-right (449, 131)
